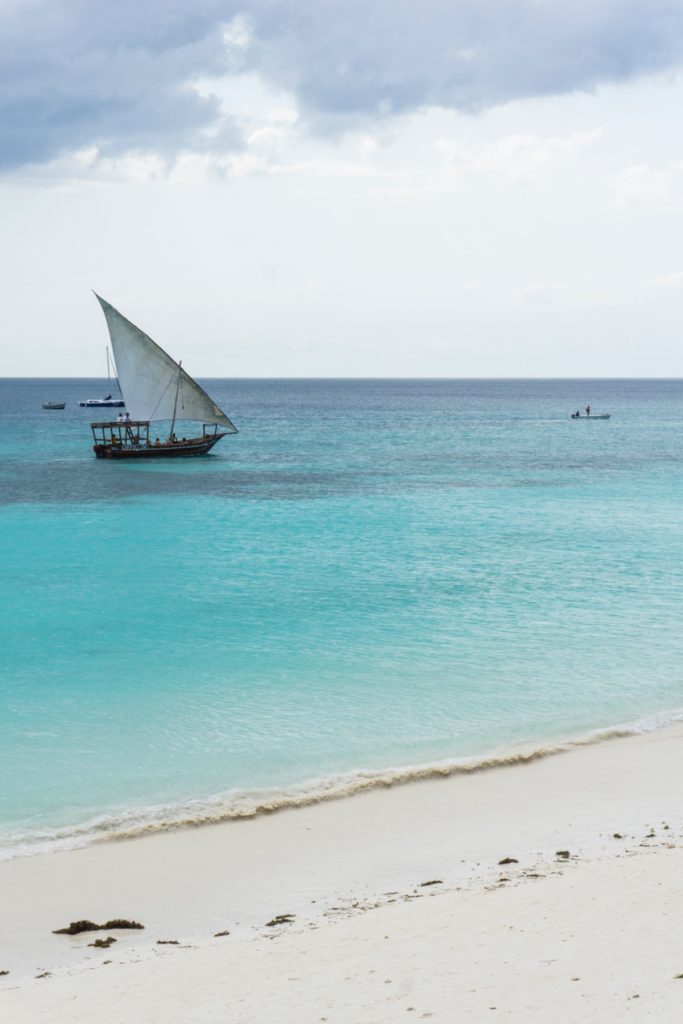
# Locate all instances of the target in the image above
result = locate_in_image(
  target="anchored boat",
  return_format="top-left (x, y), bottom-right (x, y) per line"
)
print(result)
top-left (90, 295), bottom-right (238, 459)
top-left (79, 348), bottom-right (125, 408)
top-left (81, 396), bottom-right (125, 408)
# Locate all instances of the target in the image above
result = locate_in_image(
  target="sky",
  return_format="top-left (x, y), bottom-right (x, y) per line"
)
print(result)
top-left (3, 0), bottom-right (683, 377)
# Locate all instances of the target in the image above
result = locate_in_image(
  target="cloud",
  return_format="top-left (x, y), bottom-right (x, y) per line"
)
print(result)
top-left (2, 0), bottom-right (683, 170)
top-left (613, 161), bottom-right (683, 209)
top-left (435, 129), bottom-right (602, 181)
top-left (247, 1), bottom-right (683, 122)
top-left (0, 1), bottom-right (243, 169)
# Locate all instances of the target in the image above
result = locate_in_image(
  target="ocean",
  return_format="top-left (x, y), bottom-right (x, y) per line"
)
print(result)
top-left (1, 378), bottom-right (683, 859)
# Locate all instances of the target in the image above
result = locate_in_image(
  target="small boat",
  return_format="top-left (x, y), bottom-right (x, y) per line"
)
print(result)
top-left (43, 402), bottom-right (66, 410)
top-left (79, 347), bottom-right (125, 407)
top-left (80, 396), bottom-right (125, 408)
top-left (570, 412), bottom-right (610, 420)
top-left (89, 295), bottom-right (238, 459)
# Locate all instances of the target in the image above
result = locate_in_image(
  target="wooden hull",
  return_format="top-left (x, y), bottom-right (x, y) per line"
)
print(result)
top-left (94, 435), bottom-right (225, 459)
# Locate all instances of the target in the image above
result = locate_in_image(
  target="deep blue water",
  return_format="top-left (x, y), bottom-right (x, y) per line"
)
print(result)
top-left (1, 378), bottom-right (683, 856)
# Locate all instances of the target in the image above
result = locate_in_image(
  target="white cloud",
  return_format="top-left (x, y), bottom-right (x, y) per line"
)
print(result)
top-left (435, 128), bottom-right (602, 181)
top-left (222, 14), bottom-right (252, 51)
top-left (613, 162), bottom-right (683, 208)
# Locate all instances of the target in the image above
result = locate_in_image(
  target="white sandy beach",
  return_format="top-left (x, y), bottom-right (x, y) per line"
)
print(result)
top-left (2, 722), bottom-right (683, 1022)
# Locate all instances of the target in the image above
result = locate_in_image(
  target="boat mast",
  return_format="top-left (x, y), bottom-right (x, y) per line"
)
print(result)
top-left (169, 361), bottom-right (182, 440)
top-left (107, 347), bottom-right (123, 398)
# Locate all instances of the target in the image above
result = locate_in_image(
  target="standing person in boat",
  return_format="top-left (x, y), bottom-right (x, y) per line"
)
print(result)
top-left (585, 403), bottom-right (591, 417)
top-left (124, 412), bottom-right (131, 424)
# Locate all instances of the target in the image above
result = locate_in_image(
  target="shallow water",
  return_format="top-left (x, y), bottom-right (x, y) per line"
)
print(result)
top-left (1, 378), bottom-right (683, 857)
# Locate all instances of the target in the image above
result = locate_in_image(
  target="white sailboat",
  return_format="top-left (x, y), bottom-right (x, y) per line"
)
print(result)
top-left (89, 294), bottom-right (238, 459)
top-left (79, 347), bottom-right (126, 407)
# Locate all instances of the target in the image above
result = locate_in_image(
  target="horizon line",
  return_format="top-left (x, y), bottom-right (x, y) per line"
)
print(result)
top-left (4, 375), bottom-right (683, 382)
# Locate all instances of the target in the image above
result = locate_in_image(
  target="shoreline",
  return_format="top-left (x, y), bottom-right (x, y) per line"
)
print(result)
top-left (3, 704), bottom-right (683, 862)
top-left (2, 718), bottom-right (683, 1020)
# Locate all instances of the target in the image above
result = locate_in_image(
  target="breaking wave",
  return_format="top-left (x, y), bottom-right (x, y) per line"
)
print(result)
top-left (3, 707), bottom-right (683, 861)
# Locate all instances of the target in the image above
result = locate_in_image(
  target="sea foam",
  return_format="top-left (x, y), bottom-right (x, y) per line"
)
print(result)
top-left (2, 707), bottom-right (682, 862)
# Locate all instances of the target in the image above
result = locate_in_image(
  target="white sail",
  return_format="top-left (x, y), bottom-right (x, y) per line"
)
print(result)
top-left (94, 294), bottom-right (237, 432)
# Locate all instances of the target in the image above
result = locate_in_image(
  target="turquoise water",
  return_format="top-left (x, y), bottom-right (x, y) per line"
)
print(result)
top-left (2, 378), bottom-right (683, 856)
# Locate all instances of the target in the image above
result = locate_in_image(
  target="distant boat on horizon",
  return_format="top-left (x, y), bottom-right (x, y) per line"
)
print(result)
top-left (79, 347), bottom-right (125, 408)
top-left (42, 401), bottom-right (66, 410)
top-left (89, 295), bottom-right (238, 459)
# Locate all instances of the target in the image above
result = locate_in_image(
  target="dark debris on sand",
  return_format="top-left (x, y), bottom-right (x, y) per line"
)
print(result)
top-left (156, 940), bottom-right (179, 945)
top-left (53, 918), bottom-right (144, 935)
top-left (89, 937), bottom-right (117, 949)
top-left (0, 970), bottom-right (8, 977)
top-left (214, 930), bottom-right (231, 937)
top-left (266, 914), bottom-right (296, 927)
top-left (53, 920), bottom-right (100, 935)
top-left (498, 857), bottom-right (518, 865)
top-left (419, 880), bottom-right (443, 887)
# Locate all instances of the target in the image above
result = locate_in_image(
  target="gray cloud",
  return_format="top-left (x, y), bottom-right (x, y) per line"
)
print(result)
top-left (2, 0), bottom-right (683, 170)
top-left (0, 1), bottom-right (241, 167)
top-left (246, 0), bottom-right (683, 120)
